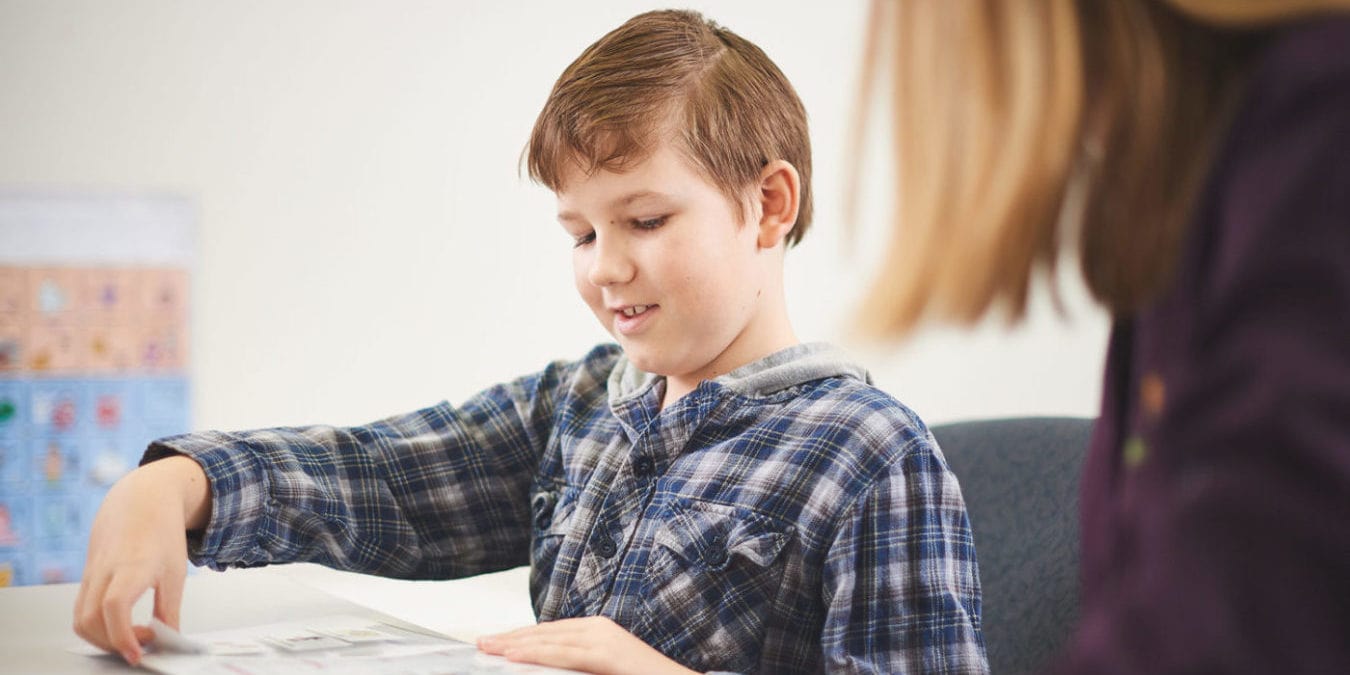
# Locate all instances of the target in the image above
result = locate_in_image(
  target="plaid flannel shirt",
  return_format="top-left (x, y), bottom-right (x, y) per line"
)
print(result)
top-left (149, 343), bottom-right (987, 673)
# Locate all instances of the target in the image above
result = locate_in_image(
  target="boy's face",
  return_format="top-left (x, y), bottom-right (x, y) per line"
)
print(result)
top-left (556, 143), bottom-right (784, 389)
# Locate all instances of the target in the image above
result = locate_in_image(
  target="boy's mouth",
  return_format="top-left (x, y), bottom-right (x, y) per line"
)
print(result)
top-left (612, 303), bottom-right (658, 336)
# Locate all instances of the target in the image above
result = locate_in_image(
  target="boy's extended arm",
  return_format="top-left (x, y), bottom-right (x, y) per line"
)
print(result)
top-left (156, 360), bottom-right (579, 578)
top-left (821, 445), bottom-right (989, 674)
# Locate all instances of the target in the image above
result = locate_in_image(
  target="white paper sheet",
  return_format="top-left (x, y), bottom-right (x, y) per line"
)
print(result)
top-left (139, 614), bottom-right (578, 675)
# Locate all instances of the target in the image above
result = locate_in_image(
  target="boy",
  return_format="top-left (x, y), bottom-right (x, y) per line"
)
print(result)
top-left (74, 10), bottom-right (987, 674)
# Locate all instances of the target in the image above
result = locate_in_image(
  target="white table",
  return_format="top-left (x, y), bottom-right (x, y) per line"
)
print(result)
top-left (0, 564), bottom-right (537, 673)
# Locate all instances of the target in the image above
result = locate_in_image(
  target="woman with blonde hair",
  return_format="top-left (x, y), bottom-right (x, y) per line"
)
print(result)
top-left (858, 0), bottom-right (1350, 672)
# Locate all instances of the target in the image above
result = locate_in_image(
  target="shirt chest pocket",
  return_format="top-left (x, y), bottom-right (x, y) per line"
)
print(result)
top-left (640, 501), bottom-right (794, 673)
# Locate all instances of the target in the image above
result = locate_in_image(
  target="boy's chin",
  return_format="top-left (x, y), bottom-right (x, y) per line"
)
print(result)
top-left (620, 348), bottom-right (661, 374)
top-left (618, 344), bottom-right (675, 376)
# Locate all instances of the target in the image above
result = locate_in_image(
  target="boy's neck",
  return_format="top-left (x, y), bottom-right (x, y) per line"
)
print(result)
top-left (660, 312), bottom-right (799, 410)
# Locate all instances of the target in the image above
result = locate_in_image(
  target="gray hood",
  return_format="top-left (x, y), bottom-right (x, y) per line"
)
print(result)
top-left (607, 342), bottom-right (871, 406)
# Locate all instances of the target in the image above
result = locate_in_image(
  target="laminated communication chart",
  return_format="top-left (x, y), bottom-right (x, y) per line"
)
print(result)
top-left (0, 194), bottom-right (193, 586)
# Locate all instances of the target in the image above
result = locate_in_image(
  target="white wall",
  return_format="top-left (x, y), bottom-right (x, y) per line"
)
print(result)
top-left (0, 0), bottom-right (1109, 430)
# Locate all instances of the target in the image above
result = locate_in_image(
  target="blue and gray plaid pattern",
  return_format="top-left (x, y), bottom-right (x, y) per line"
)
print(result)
top-left (149, 343), bottom-right (987, 673)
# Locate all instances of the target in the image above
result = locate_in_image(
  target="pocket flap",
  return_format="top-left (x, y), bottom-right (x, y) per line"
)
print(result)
top-left (653, 501), bottom-right (793, 570)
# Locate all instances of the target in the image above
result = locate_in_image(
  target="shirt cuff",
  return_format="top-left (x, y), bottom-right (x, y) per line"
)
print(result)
top-left (142, 431), bottom-right (271, 570)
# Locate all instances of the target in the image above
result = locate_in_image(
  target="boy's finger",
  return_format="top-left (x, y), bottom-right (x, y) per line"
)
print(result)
top-left (481, 617), bottom-right (614, 653)
top-left (481, 623), bottom-right (569, 649)
top-left (481, 624), bottom-right (542, 643)
top-left (478, 630), bottom-right (531, 653)
top-left (72, 575), bottom-right (93, 638)
top-left (503, 642), bottom-right (594, 671)
top-left (101, 571), bottom-right (151, 665)
top-left (154, 575), bottom-right (184, 629)
top-left (73, 571), bottom-right (113, 650)
top-left (133, 625), bottom-right (155, 645)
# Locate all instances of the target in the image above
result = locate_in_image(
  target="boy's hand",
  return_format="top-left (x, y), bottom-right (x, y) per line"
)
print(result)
top-left (478, 616), bottom-right (699, 675)
top-left (73, 455), bottom-right (211, 666)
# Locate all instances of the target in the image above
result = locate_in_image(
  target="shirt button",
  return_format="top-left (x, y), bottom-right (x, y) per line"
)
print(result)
top-left (594, 532), bottom-right (617, 559)
top-left (632, 456), bottom-right (654, 477)
top-left (705, 533), bottom-right (729, 566)
top-left (532, 492), bottom-right (557, 530)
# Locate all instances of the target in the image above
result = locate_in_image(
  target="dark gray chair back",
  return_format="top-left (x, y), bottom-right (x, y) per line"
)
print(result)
top-left (931, 417), bottom-right (1092, 675)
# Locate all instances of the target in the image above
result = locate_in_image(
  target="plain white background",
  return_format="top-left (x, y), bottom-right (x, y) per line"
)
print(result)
top-left (0, 0), bottom-right (1109, 432)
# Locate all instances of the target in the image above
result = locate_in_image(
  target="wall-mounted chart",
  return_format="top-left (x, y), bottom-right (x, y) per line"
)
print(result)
top-left (0, 194), bottom-right (193, 586)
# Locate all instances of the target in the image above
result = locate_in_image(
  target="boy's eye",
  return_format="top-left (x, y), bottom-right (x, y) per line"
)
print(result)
top-left (572, 231), bottom-right (596, 248)
top-left (632, 215), bottom-right (668, 230)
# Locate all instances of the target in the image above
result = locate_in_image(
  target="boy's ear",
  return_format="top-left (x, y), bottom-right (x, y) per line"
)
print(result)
top-left (756, 160), bottom-right (800, 249)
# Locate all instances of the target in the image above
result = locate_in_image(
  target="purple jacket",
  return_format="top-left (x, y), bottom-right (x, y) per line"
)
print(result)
top-left (1059, 17), bottom-right (1350, 674)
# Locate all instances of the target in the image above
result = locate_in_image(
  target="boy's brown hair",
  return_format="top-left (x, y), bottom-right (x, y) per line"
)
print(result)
top-left (527, 9), bottom-right (813, 246)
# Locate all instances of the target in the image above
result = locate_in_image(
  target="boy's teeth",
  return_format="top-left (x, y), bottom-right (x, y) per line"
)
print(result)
top-left (623, 305), bottom-right (649, 317)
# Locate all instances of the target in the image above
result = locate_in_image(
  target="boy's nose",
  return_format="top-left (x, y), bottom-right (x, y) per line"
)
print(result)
top-left (587, 238), bottom-right (636, 286)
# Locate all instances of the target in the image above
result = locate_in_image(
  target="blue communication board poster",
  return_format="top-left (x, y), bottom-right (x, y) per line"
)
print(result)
top-left (0, 194), bottom-right (193, 586)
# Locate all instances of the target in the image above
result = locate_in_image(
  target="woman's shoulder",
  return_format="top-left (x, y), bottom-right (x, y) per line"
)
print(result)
top-left (1197, 15), bottom-right (1350, 268)
top-left (1237, 16), bottom-right (1350, 132)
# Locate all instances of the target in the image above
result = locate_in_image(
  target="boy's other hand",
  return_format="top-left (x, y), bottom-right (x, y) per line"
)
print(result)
top-left (478, 616), bottom-right (699, 675)
top-left (73, 455), bottom-right (210, 666)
